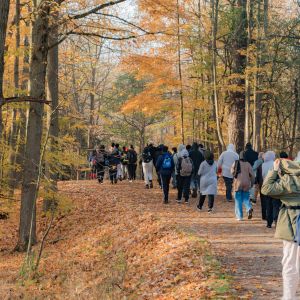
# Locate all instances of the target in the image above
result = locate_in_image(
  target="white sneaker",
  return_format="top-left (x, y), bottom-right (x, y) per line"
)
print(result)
top-left (236, 218), bottom-right (243, 221)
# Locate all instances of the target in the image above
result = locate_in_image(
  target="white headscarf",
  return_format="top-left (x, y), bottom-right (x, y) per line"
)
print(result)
top-left (263, 151), bottom-right (276, 162)
top-left (177, 144), bottom-right (186, 157)
top-left (295, 151), bottom-right (300, 162)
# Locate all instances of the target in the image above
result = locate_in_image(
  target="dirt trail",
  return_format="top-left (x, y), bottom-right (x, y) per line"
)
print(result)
top-left (112, 180), bottom-right (283, 299)
top-left (0, 179), bottom-right (284, 299)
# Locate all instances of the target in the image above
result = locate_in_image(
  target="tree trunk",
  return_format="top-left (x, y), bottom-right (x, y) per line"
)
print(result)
top-left (176, 0), bottom-right (185, 144)
top-left (289, 79), bottom-right (299, 157)
top-left (228, 0), bottom-right (247, 153)
top-left (16, 2), bottom-right (50, 251)
top-left (8, 0), bottom-right (21, 196)
top-left (211, 0), bottom-right (225, 152)
top-left (43, 14), bottom-right (59, 212)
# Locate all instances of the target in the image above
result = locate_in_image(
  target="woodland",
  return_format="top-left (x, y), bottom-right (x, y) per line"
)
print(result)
top-left (0, 0), bottom-right (299, 298)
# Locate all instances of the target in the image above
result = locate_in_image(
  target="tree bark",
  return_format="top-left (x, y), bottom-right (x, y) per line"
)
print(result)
top-left (16, 1), bottom-right (50, 251)
top-left (228, 0), bottom-right (247, 153)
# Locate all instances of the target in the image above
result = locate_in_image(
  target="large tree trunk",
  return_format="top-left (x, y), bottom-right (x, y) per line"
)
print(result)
top-left (43, 14), bottom-right (59, 212)
top-left (16, 1), bottom-right (50, 251)
top-left (228, 0), bottom-right (247, 153)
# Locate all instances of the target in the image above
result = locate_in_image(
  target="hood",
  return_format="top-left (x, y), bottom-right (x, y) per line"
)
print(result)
top-left (295, 151), bottom-right (300, 162)
top-left (263, 151), bottom-right (276, 162)
top-left (280, 160), bottom-right (300, 176)
top-left (227, 144), bottom-right (235, 152)
top-left (180, 149), bottom-right (189, 158)
top-left (177, 144), bottom-right (186, 153)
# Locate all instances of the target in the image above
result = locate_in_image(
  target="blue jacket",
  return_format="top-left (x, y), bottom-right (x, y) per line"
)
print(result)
top-left (156, 153), bottom-right (175, 176)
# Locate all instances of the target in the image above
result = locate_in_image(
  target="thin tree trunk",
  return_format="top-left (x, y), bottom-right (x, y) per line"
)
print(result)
top-left (16, 1), bottom-right (50, 251)
top-left (211, 0), bottom-right (225, 152)
top-left (176, 0), bottom-right (185, 144)
top-left (0, 0), bottom-right (10, 182)
top-left (8, 0), bottom-right (21, 196)
top-left (289, 79), bottom-right (299, 157)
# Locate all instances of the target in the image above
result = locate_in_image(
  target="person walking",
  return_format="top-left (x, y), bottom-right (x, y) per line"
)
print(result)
top-left (112, 143), bottom-right (122, 181)
top-left (261, 158), bottom-right (300, 300)
top-left (173, 145), bottom-right (186, 193)
top-left (197, 150), bottom-right (218, 213)
top-left (217, 144), bottom-right (239, 202)
top-left (121, 146), bottom-right (129, 180)
top-left (231, 151), bottom-right (255, 221)
top-left (142, 143), bottom-right (155, 189)
top-left (261, 151), bottom-right (281, 228)
top-left (189, 142), bottom-right (204, 198)
top-left (154, 144), bottom-right (164, 188)
top-left (94, 145), bottom-right (107, 184)
top-left (254, 152), bottom-right (266, 219)
top-left (156, 146), bottom-right (175, 204)
top-left (127, 145), bottom-right (138, 182)
top-left (176, 149), bottom-right (193, 204)
top-left (171, 147), bottom-right (178, 189)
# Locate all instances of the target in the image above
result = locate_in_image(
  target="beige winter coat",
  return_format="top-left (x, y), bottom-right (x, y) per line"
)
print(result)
top-left (231, 161), bottom-right (255, 192)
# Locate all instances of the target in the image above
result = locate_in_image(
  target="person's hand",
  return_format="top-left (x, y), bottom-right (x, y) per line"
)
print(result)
top-left (274, 159), bottom-right (281, 171)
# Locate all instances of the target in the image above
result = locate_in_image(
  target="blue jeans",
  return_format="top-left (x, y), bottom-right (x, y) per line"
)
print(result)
top-left (190, 174), bottom-right (199, 190)
top-left (235, 191), bottom-right (252, 219)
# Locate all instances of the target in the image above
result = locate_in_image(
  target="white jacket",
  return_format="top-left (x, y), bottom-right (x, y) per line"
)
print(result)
top-left (217, 144), bottom-right (239, 179)
top-left (262, 151), bottom-right (276, 179)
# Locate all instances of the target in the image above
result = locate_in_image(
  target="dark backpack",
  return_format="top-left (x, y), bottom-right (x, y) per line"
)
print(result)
top-left (128, 151), bottom-right (137, 164)
top-left (142, 149), bottom-right (152, 163)
top-left (162, 155), bottom-right (172, 170)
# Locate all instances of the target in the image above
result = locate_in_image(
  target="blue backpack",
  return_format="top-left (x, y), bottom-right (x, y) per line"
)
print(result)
top-left (162, 155), bottom-right (172, 170)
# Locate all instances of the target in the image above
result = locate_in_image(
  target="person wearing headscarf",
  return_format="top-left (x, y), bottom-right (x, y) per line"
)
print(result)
top-left (197, 150), bottom-right (218, 213)
top-left (261, 158), bottom-right (300, 299)
top-left (189, 142), bottom-right (204, 198)
top-left (173, 144), bottom-right (186, 195)
top-left (231, 151), bottom-right (255, 221)
top-left (217, 144), bottom-right (239, 202)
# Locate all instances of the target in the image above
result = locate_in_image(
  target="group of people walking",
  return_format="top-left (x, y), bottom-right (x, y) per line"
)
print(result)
top-left (89, 143), bottom-right (138, 184)
top-left (89, 141), bottom-right (300, 299)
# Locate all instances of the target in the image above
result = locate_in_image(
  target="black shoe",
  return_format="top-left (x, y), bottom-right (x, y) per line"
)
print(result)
top-left (267, 225), bottom-right (272, 228)
top-left (226, 199), bottom-right (233, 202)
top-left (110, 181), bottom-right (113, 185)
top-left (114, 178), bottom-right (118, 184)
top-left (248, 208), bottom-right (253, 220)
top-left (145, 184), bottom-right (149, 189)
top-left (191, 189), bottom-right (197, 198)
top-left (164, 199), bottom-right (168, 204)
top-left (250, 199), bottom-right (257, 204)
top-left (197, 205), bottom-right (202, 211)
top-left (185, 199), bottom-right (189, 204)
top-left (149, 181), bottom-right (153, 188)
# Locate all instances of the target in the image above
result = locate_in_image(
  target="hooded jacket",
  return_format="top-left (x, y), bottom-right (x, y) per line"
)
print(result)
top-left (176, 149), bottom-right (194, 176)
top-left (262, 151), bottom-right (276, 179)
top-left (173, 144), bottom-right (186, 175)
top-left (198, 160), bottom-right (218, 195)
top-left (189, 143), bottom-right (204, 176)
top-left (261, 160), bottom-right (300, 241)
top-left (244, 144), bottom-right (258, 166)
top-left (217, 144), bottom-right (239, 179)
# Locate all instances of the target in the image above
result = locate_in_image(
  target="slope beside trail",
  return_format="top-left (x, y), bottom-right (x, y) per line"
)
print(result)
top-left (0, 179), bottom-right (283, 299)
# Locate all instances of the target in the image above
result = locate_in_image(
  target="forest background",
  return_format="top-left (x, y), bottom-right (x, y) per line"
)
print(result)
top-left (0, 0), bottom-right (299, 252)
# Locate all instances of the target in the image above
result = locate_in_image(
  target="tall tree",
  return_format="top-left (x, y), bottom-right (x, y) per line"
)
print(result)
top-left (228, 0), bottom-right (247, 152)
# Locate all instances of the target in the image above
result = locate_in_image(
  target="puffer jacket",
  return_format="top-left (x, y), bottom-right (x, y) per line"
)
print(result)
top-left (261, 160), bottom-right (300, 241)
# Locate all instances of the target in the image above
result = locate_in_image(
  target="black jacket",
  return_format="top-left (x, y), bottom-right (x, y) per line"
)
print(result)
top-left (244, 147), bottom-right (258, 167)
top-left (189, 143), bottom-right (204, 175)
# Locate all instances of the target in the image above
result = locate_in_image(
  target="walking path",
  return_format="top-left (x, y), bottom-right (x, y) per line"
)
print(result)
top-left (115, 180), bottom-right (283, 299)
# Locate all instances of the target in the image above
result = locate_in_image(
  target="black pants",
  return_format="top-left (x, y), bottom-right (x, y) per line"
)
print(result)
top-left (260, 193), bottom-right (268, 220)
top-left (160, 174), bottom-right (171, 202)
top-left (265, 196), bottom-right (281, 227)
top-left (177, 175), bottom-right (191, 201)
top-left (128, 164), bottom-right (137, 180)
top-left (109, 168), bottom-right (117, 183)
top-left (198, 195), bottom-right (214, 209)
top-left (156, 168), bottom-right (162, 187)
top-left (223, 176), bottom-right (233, 200)
top-left (96, 163), bottom-right (105, 182)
